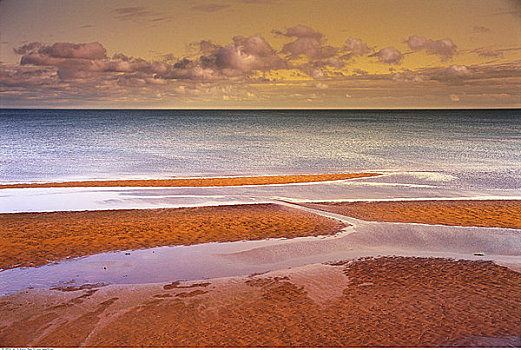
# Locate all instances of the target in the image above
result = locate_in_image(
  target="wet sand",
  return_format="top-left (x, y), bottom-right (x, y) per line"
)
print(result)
top-left (0, 172), bottom-right (379, 189)
top-left (1, 256), bottom-right (521, 347)
top-left (0, 204), bottom-right (346, 270)
top-left (303, 199), bottom-right (521, 229)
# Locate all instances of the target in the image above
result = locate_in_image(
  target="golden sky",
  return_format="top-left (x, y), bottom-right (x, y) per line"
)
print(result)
top-left (1, 0), bottom-right (520, 108)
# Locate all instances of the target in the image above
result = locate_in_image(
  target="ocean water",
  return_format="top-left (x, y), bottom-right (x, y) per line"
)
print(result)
top-left (1, 109), bottom-right (520, 191)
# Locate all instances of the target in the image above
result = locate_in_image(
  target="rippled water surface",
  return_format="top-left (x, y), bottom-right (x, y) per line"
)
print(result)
top-left (1, 109), bottom-right (520, 190)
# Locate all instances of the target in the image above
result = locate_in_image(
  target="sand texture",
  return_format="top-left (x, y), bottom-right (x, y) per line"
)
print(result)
top-left (304, 199), bottom-right (521, 229)
top-left (0, 172), bottom-right (379, 189)
top-left (0, 204), bottom-right (346, 270)
top-left (1, 257), bottom-right (521, 347)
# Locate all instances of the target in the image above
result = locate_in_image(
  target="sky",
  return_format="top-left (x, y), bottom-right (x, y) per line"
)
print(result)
top-left (1, 0), bottom-right (520, 109)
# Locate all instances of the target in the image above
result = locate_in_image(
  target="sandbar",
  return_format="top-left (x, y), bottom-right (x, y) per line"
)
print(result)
top-left (303, 199), bottom-right (521, 229)
top-left (0, 203), bottom-right (346, 270)
top-left (0, 172), bottom-right (380, 189)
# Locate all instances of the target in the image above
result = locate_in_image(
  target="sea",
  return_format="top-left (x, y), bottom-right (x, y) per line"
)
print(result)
top-left (1, 109), bottom-right (520, 212)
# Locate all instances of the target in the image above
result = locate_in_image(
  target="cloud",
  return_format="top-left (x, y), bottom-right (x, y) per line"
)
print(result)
top-left (471, 48), bottom-right (503, 58)
top-left (277, 25), bottom-right (336, 59)
top-left (343, 38), bottom-right (371, 56)
top-left (242, 0), bottom-right (276, 3)
top-left (449, 94), bottom-right (460, 102)
top-left (162, 34), bottom-right (286, 79)
top-left (445, 65), bottom-right (472, 77)
top-left (40, 42), bottom-right (107, 59)
top-left (392, 69), bottom-right (424, 82)
top-left (13, 42), bottom-right (43, 55)
top-left (473, 26), bottom-right (491, 33)
top-left (352, 69), bottom-right (368, 75)
top-left (283, 25), bottom-right (323, 39)
top-left (17, 42), bottom-right (155, 79)
top-left (428, 65), bottom-right (472, 83)
top-left (407, 35), bottom-right (457, 60)
top-left (7, 29), bottom-right (521, 108)
top-left (370, 47), bottom-right (403, 64)
top-left (15, 35), bottom-right (287, 84)
top-left (113, 6), bottom-right (171, 22)
top-left (192, 34), bottom-right (286, 77)
top-left (192, 4), bottom-right (230, 12)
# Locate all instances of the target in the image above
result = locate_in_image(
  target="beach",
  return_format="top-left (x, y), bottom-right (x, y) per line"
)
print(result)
top-left (1, 175), bottom-right (521, 347)
top-left (1, 256), bottom-right (521, 347)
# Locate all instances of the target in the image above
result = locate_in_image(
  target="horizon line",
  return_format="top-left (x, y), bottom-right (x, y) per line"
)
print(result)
top-left (1, 107), bottom-right (520, 111)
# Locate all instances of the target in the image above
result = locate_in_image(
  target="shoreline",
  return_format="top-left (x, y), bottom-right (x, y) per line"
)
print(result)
top-left (0, 172), bottom-right (380, 189)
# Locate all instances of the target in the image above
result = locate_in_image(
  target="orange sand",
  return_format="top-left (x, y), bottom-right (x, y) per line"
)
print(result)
top-left (0, 172), bottom-right (379, 189)
top-left (0, 204), bottom-right (346, 270)
top-left (1, 257), bottom-right (520, 347)
top-left (303, 200), bottom-right (521, 229)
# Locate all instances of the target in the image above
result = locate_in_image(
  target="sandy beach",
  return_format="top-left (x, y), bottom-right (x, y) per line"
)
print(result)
top-left (1, 198), bottom-right (521, 347)
top-left (0, 172), bottom-right (380, 189)
top-left (1, 256), bottom-right (521, 347)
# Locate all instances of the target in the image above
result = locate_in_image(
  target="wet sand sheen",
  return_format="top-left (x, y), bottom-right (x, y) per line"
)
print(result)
top-left (0, 172), bottom-right (380, 189)
top-left (303, 199), bottom-right (521, 229)
top-left (0, 204), bottom-right (346, 271)
top-left (1, 257), bottom-right (521, 347)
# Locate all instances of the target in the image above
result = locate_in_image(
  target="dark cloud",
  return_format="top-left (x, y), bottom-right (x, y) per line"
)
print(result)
top-left (113, 6), bottom-right (150, 19)
top-left (192, 4), bottom-right (230, 12)
top-left (471, 48), bottom-right (503, 58)
top-left (353, 69), bottom-right (369, 75)
top-left (407, 35), bottom-right (457, 60)
top-left (370, 47), bottom-right (403, 64)
top-left (473, 26), bottom-right (491, 33)
top-left (471, 46), bottom-right (521, 59)
top-left (40, 42), bottom-right (107, 60)
top-left (0, 64), bottom-right (58, 88)
top-left (13, 42), bottom-right (43, 55)
top-left (113, 6), bottom-right (171, 22)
